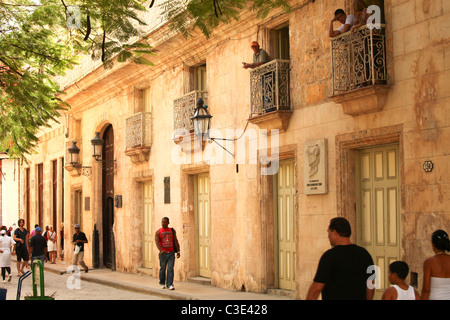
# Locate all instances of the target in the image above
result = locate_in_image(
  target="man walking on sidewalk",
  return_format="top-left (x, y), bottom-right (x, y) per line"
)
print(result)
top-left (72, 224), bottom-right (88, 273)
top-left (29, 227), bottom-right (47, 266)
top-left (155, 217), bottom-right (180, 290)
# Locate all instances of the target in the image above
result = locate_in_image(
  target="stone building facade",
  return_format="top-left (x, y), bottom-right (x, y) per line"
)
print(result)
top-left (0, 154), bottom-right (20, 228)
top-left (20, 0), bottom-right (450, 299)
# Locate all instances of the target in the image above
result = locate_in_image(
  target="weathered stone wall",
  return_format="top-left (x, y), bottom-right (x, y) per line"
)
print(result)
top-left (21, 0), bottom-right (450, 299)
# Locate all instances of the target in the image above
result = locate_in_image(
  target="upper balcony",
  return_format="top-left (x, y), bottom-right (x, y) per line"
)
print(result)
top-left (125, 111), bottom-right (152, 163)
top-left (330, 24), bottom-right (389, 116)
top-left (173, 90), bottom-right (208, 142)
top-left (248, 59), bottom-right (292, 132)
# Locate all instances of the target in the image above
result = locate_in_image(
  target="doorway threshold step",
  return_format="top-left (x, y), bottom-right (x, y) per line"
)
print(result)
top-left (266, 288), bottom-right (295, 298)
top-left (188, 277), bottom-right (211, 286)
top-left (137, 268), bottom-right (153, 276)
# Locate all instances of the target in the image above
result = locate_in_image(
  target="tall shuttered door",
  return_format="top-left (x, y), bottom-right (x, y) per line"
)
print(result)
top-left (356, 144), bottom-right (400, 299)
top-left (276, 159), bottom-right (296, 291)
top-left (143, 182), bottom-right (153, 269)
top-left (195, 173), bottom-right (211, 278)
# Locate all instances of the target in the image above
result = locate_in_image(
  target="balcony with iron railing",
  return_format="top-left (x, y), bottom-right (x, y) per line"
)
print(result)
top-left (248, 59), bottom-right (292, 132)
top-left (124, 111), bottom-right (152, 163)
top-left (173, 90), bottom-right (208, 143)
top-left (330, 24), bottom-right (390, 116)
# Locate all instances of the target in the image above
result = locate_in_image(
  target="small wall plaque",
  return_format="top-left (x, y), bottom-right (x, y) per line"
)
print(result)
top-left (164, 177), bottom-right (170, 204)
top-left (85, 197), bottom-right (90, 211)
top-left (114, 195), bottom-right (122, 208)
top-left (304, 139), bottom-right (328, 195)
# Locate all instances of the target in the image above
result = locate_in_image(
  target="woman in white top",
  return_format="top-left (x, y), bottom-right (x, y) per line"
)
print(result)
top-left (0, 229), bottom-right (16, 283)
top-left (422, 229), bottom-right (450, 300)
top-left (47, 226), bottom-right (58, 264)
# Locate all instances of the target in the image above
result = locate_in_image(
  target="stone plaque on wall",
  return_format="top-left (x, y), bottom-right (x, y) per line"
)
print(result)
top-left (304, 139), bottom-right (328, 195)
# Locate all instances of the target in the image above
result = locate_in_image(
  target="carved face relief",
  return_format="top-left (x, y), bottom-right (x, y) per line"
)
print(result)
top-left (306, 144), bottom-right (320, 178)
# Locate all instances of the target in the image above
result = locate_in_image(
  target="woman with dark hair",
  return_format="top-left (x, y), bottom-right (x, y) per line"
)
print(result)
top-left (421, 229), bottom-right (450, 300)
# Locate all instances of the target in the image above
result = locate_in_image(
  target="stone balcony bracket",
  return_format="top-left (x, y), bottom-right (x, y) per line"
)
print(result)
top-left (248, 109), bottom-right (293, 133)
top-left (173, 132), bottom-right (207, 153)
top-left (125, 146), bottom-right (151, 163)
top-left (64, 164), bottom-right (92, 179)
top-left (330, 85), bottom-right (390, 116)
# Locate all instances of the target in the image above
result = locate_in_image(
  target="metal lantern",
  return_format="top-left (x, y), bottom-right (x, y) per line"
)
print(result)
top-left (91, 132), bottom-right (104, 161)
top-left (190, 98), bottom-right (212, 140)
top-left (68, 141), bottom-right (80, 166)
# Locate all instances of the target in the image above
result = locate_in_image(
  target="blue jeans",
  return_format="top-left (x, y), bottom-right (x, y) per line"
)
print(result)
top-left (31, 255), bottom-right (45, 266)
top-left (159, 252), bottom-right (175, 287)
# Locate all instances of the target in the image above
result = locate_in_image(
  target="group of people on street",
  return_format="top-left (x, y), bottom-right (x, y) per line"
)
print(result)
top-left (306, 217), bottom-right (450, 300)
top-left (1, 216), bottom-right (447, 300)
top-left (0, 219), bottom-right (89, 282)
top-left (155, 215), bottom-right (449, 300)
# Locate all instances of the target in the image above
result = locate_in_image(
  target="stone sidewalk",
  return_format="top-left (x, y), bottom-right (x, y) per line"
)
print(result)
top-left (43, 261), bottom-right (295, 300)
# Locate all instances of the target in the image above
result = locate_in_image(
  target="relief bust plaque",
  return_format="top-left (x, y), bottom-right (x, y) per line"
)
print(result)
top-left (304, 139), bottom-right (328, 195)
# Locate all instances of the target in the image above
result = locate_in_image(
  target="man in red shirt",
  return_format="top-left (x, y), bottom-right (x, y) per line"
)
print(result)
top-left (155, 217), bottom-right (180, 290)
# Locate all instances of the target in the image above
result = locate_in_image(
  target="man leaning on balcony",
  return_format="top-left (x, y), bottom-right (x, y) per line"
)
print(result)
top-left (242, 41), bottom-right (270, 69)
top-left (329, 9), bottom-right (356, 38)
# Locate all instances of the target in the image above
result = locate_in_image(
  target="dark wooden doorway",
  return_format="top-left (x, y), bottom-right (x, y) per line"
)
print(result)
top-left (102, 125), bottom-right (115, 268)
top-left (37, 164), bottom-right (44, 227)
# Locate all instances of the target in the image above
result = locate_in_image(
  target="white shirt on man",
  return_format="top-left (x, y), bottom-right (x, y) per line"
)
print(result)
top-left (337, 14), bottom-right (357, 33)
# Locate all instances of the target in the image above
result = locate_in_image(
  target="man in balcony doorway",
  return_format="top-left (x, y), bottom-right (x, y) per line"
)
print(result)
top-left (243, 41), bottom-right (274, 114)
top-left (242, 41), bottom-right (270, 69)
top-left (329, 9), bottom-right (356, 37)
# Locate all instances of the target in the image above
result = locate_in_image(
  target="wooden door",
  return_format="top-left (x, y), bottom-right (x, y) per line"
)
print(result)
top-left (275, 159), bottom-right (296, 290)
top-left (74, 190), bottom-right (82, 229)
top-left (195, 65), bottom-right (207, 91)
top-left (356, 144), bottom-right (400, 299)
top-left (52, 160), bottom-right (57, 229)
top-left (142, 181), bottom-right (153, 269)
top-left (102, 125), bottom-right (115, 268)
top-left (37, 164), bottom-right (44, 227)
top-left (25, 168), bottom-right (30, 231)
top-left (195, 173), bottom-right (211, 277)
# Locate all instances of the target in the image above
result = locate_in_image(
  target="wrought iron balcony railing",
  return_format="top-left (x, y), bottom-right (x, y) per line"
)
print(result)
top-left (331, 24), bottom-right (387, 95)
top-left (125, 112), bottom-right (152, 149)
top-left (173, 90), bottom-right (208, 134)
top-left (250, 59), bottom-right (290, 117)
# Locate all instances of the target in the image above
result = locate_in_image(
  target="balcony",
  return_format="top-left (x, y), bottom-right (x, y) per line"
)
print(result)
top-left (330, 25), bottom-right (389, 116)
top-left (173, 90), bottom-right (208, 143)
top-left (248, 59), bottom-right (292, 132)
top-left (125, 112), bottom-right (152, 163)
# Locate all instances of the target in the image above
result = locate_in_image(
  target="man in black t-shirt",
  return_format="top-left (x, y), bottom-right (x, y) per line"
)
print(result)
top-left (29, 227), bottom-right (47, 266)
top-left (306, 217), bottom-right (375, 300)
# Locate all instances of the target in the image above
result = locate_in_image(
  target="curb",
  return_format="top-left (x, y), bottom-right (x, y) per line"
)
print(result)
top-left (44, 266), bottom-right (197, 300)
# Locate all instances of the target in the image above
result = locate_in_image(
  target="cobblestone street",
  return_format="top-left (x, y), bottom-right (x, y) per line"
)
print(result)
top-left (2, 269), bottom-right (167, 300)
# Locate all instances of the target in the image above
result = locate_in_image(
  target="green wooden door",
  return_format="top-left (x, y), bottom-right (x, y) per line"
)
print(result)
top-left (275, 159), bottom-right (296, 290)
top-left (356, 144), bottom-right (400, 299)
top-left (142, 181), bottom-right (153, 269)
top-left (195, 173), bottom-right (211, 277)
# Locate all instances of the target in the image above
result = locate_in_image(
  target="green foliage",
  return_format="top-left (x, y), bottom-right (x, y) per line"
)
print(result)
top-left (0, 0), bottom-right (290, 158)
top-left (159, 0), bottom-right (291, 38)
top-left (0, 0), bottom-right (152, 158)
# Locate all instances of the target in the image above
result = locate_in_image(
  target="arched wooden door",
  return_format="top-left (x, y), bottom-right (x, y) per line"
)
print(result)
top-left (102, 125), bottom-right (115, 268)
